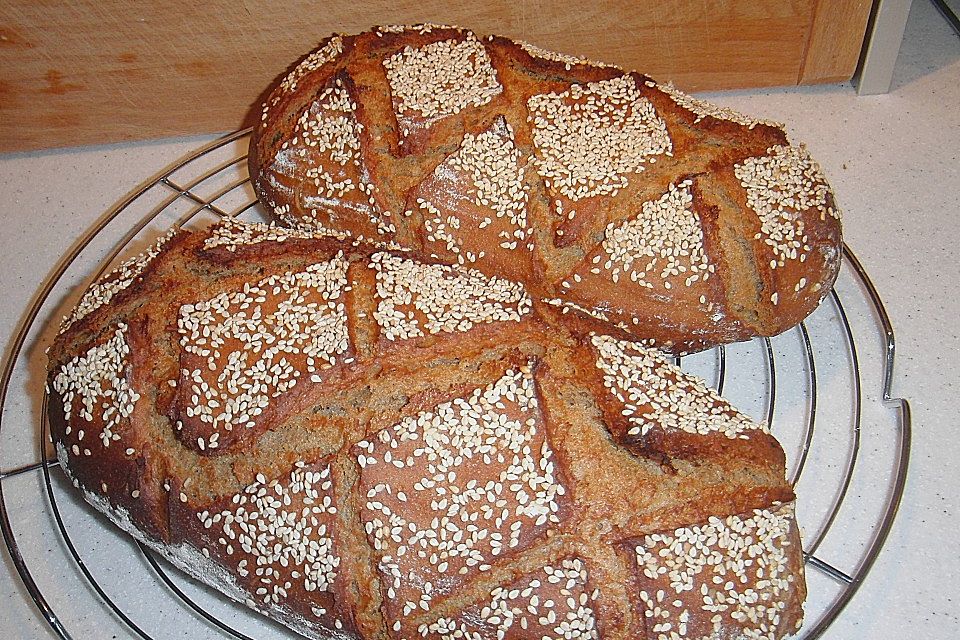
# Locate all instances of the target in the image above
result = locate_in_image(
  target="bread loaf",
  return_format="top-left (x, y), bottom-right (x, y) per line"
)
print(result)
top-left (250, 24), bottom-right (843, 355)
top-left (48, 218), bottom-right (805, 640)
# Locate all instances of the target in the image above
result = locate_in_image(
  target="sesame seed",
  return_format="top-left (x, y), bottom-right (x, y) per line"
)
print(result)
top-left (424, 557), bottom-right (598, 638)
top-left (52, 324), bottom-right (141, 453)
top-left (735, 145), bottom-right (840, 288)
top-left (193, 461), bottom-right (340, 609)
top-left (658, 81), bottom-right (781, 130)
top-left (370, 252), bottom-right (531, 341)
top-left (632, 503), bottom-right (797, 639)
top-left (416, 117), bottom-right (531, 264)
top-left (591, 333), bottom-right (767, 439)
top-left (269, 37), bottom-right (344, 112)
top-left (176, 254), bottom-right (351, 449)
top-left (515, 39), bottom-right (613, 71)
top-left (383, 33), bottom-right (501, 132)
top-left (592, 181), bottom-right (710, 291)
top-left (205, 217), bottom-right (390, 253)
top-left (60, 231), bottom-right (176, 333)
top-left (264, 80), bottom-right (396, 237)
top-left (354, 365), bottom-right (567, 631)
top-left (528, 75), bottom-right (672, 202)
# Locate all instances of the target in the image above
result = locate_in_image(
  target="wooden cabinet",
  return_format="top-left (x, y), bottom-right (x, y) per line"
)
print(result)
top-left (0, 0), bottom-right (873, 152)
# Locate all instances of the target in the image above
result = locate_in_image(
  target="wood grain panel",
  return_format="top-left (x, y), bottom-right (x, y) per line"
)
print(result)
top-left (800, 0), bottom-right (875, 83)
top-left (0, 0), bottom-right (869, 153)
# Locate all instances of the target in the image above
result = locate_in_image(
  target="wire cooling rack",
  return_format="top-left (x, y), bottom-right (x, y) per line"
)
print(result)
top-left (0, 129), bottom-right (911, 640)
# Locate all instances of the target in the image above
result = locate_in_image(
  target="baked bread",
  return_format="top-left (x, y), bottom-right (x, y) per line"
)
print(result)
top-left (249, 24), bottom-right (842, 355)
top-left (48, 218), bottom-right (805, 640)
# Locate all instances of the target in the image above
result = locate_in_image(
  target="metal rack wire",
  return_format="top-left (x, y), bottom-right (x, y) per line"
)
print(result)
top-left (0, 129), bottom-right (911, 640)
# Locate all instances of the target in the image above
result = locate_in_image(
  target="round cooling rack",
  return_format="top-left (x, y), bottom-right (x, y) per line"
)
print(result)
top-left (0, 129), bottom-right (911, 640)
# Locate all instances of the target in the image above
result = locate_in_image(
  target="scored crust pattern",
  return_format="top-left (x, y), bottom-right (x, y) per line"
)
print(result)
top-left (204, 217), bottom-right (348, 251)
top-left (516, 39), bottom-right (611, 71)
top-left (370, 252), bottom-right (532, 341)
top-left (251, 24), bottom-right (843, 355)
top-left (61, 230), bottom-right (176, 333)
top-left (527, 75), bottom-right (672, 202)
top-left (414, 116), bottom-right (532, 267)
top-left (656, 81), bottom-right (779, 130)
top-left (174, 257), bottom-right (351, 452)
top-left (195, 460), bottom-right (341, 608)
top-left (354, 365), bottom-right (566, 635)
top-left (49, 22), bottom-right (829, 640)
top-left (735, 144), bottom-right (840, 302)
top-left (627, 503), bottom-right (802, 640)
top-left (383, 34), bottom-right (501, 141)
top-left (268, 76), bottom-right (393, 238)
top-left (592, 180), bottom-right (710, 291)
top-left (49, 218), bottom-right (806, 640)
top-left (590, 333), bottom-right (764, 441)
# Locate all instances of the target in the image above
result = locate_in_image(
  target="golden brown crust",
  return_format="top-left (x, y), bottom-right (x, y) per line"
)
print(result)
top-left (250, 26), bottom-right (842, 355)
top-left (48, 218), bottom-right (806, 640)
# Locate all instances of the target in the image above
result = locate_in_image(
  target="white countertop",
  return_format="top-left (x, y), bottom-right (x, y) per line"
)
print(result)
top-left (2, 2), bottom-right (958, 638)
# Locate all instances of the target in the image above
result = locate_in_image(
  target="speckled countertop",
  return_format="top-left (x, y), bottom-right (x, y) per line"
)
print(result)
top-left (2, 2), bottom-right (958, 638)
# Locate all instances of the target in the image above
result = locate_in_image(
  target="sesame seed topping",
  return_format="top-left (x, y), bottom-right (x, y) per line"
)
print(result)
top-left (265, 36), bottom-right (344, 116)
top-left (528, 75), bottom-right (672, 202)
top-left (658, 82), bottom-right (782, 130)
top-left (355, 365), bottom-right (567, 631)
top-left (735, 145), bottom-right (840, 292)
top-left (632, 503), bottom-right (798, 640)
top-left (423, 557), bottom-right (598, 639)
top-left (176, 257), bottom-right (350, 444)
top-left (515, 39), bottom-right (614, 72)
top-left (204, 217), bottom-right (345, 252)
top-left (383, 34), bottom-right (501, 130)
top-left (61, 230), bottom-right (176, 333)
top-left (52, 324), bottom-right (141, 450)
top-left (267, 78), bottom-right (393, 237)
top-left (416, 117), bottom-right (531, 265)
top-left (194, 461), bottom-right (340, 609)
top-left (213, 217), bottom-right (404, 255)
top-left (376, 23), bottom-right (460, 36)
top-left (590, 333), bottom-right (766, 439)
top-left (593, 181), bottom-right (710, 292)
top-left (370, 252), bottom-right (531, 341)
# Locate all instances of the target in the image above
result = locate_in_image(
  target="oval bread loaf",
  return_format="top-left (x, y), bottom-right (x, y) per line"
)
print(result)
top-left (250, 24), bottom-right (843, 355)
top-left (48, 218), bottom-right (805, 640)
